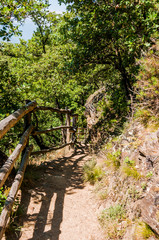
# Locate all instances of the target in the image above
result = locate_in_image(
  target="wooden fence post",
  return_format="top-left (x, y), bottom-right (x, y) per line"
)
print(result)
top-left (84, 128), bottom-right (87, 143)
top-left (71, 115), bottom-right (78, 147)
top-left (66, 108), bottom-right (71, 151)
top-left (72, 116), bottom-right (76, 143)
top-left (77, 128), bottom-right (80, 142)
top-left (22, 100), bottom-right (32, 157)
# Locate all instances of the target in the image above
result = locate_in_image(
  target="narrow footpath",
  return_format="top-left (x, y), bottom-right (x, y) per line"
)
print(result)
top-left (5, 147), bottom-right (104, 240)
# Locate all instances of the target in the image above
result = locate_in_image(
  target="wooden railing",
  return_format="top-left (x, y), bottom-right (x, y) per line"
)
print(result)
top-left (0, 100), bottom-right (78, 239)
top-left (76, 127), bottom-right (88, 143)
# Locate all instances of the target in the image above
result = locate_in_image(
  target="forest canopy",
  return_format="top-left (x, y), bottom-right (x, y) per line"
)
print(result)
top-left (0, 0), bottom-right (159, 128)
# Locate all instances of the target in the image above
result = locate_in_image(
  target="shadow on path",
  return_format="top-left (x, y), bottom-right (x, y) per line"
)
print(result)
top-left (5, 147), bottom-right (88, 240)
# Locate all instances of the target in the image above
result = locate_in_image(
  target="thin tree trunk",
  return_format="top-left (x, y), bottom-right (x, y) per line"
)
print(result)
top-left (32, 135), bottom-right (49, 150)
top-left (120, 68), bottom-right (131, 100)
top-left (115, 49), bottom-right (132, 100)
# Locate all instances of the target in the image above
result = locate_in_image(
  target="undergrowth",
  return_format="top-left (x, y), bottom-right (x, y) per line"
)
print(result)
top-left (84, 41), bottom-right (159, 240)
top-left (134, 221), bottom-right (156, 239)
top-left (83, 159), bottom-right (104, 185)
top-left (122, 157), bottom-right (142, 180)
top-left (99, 204), bottom-right (126, 222)
top-left (99, 204), bottom-right (127, 239)
top-left (0, 187), bottom-right (24, 237)
top-left (105, 150), bottom-right (121, 169)
top-left (0, 188), bottom-right (6, 214)
top-left (23, 164), bottom-right (42, 186)
top-left (134, 40), bottom-right (159, 128)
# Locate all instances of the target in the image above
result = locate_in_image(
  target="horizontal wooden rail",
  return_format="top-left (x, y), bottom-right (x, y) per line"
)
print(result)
top-left (32, 126), bottom-right (73, 135)
top-left (36, 106), bottom-right (72, 114)
top-left (0, 99), bottom-right (78, 239)
top-left (69, 128), bottom-right (77, 133)
top-left (77, 132), bottom-right (86, 135)
top-left (0, 125), bottom-right (33, 189)
top-left (0, 101), bottom-right (37, 141)
top-left (31, 142), bottom-right (72, 155)
top-left (0, 145), bottom-right (33, 239)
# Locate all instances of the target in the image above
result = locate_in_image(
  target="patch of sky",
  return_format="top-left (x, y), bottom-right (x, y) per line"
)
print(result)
top-left (4, 0), bottom-right (66, 43)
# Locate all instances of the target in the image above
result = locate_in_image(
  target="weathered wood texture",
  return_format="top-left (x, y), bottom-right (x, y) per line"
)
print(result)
top-left (36, 106), bottom-right (72, 114)
top-left (0, 125), bottom-right (33, 189)
top-left (0, 145), bottom-right (33, 240)
top-left (76, 132), bottom-right (85, 135)
top-left (0, 100), bottom-right (79, 238)
top-left (66, 111), bottom-right (71, 151)
top-left (23, 100), bottom-right (32, 137)
top-left (31, 142), bottom-right (72, 155)
top-left (66, 112), bottom-right (71, 144)
top-left (32, 126), bottom-right (73, 135)
top-left (71, 116), bottom-right (77, 144)
top-left (21, 100), bottom-right (32, 158)
top-left (69, 129), bottom-right (76, 133)
top-left (0, 101), bottom-right (37, 141)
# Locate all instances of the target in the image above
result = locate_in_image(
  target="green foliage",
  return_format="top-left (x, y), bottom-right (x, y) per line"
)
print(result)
top-left (0, 0), bottom-right (159, 170)
top-left (0, 0), bottom-right (49, 40)
top-left (105, 150), bottom-right (121, 169)
top-left (0, 3), bottom-right (158, 239)
top-left (122, 166), bottom-right (141, 180)
top-left (83, 159), bottom-right (104, 185)
top-left (134, 108), bottom-right (152, 126)
top-left (5, 197), bottom-right (24, 237)
top-left (141, 182), bottom-right (147, 191)
top-left (124, 157), bottom-right (135, 166)
top-left (97, 79), bottom-right (129, 122)
top-left (134, 221), bottom-right (155, 239)
top-left (99, 204), bottom-right (126, 239)
top-left (60, 0), bottom-right (159, 98)
top-left (0, 188), bottom-right (6, 214)
top-left (134, 40), bottom-right (159, 127)
top-left (122, 156), bottom-right (141, 179)
top-left (0, 56), bottom-right (23, 118)
top-left (99, 204), bottom-right (126, 222)
top-left (146, 171), bottom-right (153, 179)
top-left (128, 187), bottom-right (141, 201)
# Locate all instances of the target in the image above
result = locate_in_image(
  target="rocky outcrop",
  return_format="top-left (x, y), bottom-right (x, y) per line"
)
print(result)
top-left (96, 122), bottom-right (159, 239)
top-left (121, 126), bottom-right (159, 237)
top-left (85, 87), bottom-right (105, 128)
top-left (139, 181), bottom-right (159, 235)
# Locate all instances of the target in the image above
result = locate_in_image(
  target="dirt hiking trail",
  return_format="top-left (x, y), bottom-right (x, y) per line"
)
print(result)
top-left (4, 147), bottom-right (104, 240)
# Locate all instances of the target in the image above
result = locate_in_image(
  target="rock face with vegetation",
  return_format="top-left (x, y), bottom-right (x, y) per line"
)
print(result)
top-left (85, 87), bottom-right (106, 128)
top-left (140, 181), bottom-right (159, 236)
top-left (83, 40), bottom-right (159, 239)
top-left (137, 129), bottom-right (159, 236)
top-left (83, 121), bottom-right (159, 239)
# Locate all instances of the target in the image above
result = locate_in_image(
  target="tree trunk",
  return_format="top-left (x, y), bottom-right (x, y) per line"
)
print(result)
top-left (120, 68), bottom-right (131, 100)
top-left (115, 49), bottom-right (132, 100)
top-left (32, 135), bottom-right (49, 150)
top-left (55, 97), bottom-right (66, 143)
top-left (0, 150), bottom-right (8, 168)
